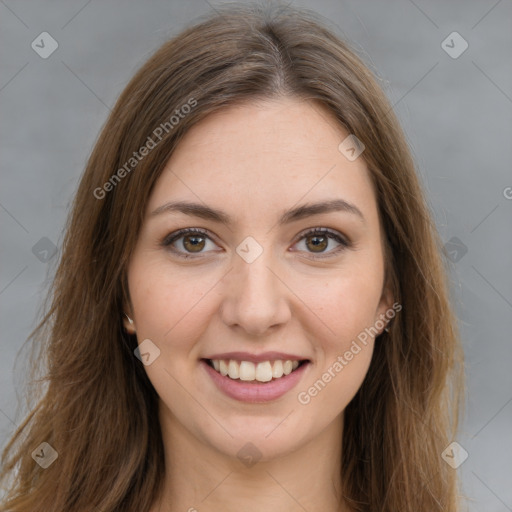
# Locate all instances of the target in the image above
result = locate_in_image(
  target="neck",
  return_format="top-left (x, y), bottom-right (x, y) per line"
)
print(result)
top-left (153, 407), bottom-right (349, 512)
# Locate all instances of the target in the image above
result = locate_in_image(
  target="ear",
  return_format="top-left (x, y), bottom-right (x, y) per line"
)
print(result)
top-left (375, 283), bottom-right (395, 336)
top-left (123, 311), bottom-right (136, 334)
top-left (122, 283), bottom-right (136, 334)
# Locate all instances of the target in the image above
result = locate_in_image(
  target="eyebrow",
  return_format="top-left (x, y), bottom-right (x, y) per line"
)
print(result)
top-left (150, 198), bottom-right (365, 226)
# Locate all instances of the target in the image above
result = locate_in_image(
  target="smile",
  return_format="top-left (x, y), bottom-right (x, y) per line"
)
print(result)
top-left (201, 358), bottom-right (311, 403)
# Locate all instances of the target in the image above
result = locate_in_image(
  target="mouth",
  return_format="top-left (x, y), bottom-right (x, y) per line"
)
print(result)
top-left (200, 357), bottom-right (311, 403)
top-left (202, 358), bottom-right (309, 383)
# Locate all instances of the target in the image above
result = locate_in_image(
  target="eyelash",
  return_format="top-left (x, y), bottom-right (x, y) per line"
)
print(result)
top-left (161, 227), bottom-right (351, 260)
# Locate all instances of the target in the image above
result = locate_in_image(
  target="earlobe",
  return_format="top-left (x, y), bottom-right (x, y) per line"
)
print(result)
top-left (376, 286), bottom-right (395, 336)
top-left (123, 313), bottom-right (136, 334)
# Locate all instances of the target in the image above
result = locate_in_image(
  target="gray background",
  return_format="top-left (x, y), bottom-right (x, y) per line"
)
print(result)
top-left (1, 0), bottom-right (511, 510)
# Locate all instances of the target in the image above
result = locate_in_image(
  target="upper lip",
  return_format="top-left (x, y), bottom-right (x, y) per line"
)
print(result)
top-left (203, 351), bottom-right (309, 363)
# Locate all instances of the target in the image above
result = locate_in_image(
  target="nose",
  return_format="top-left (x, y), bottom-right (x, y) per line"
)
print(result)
top-left (219, 247), bottom-right (292, 337)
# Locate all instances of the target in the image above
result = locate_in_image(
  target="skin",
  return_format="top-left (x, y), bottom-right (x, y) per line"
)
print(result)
top-left (124, 97), bottom-right (393, 512)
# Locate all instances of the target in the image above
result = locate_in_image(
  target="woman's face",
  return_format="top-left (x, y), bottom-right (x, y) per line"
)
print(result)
top-left (125, 97), bottom-right (392, 461)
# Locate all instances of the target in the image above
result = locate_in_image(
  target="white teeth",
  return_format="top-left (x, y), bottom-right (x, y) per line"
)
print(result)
top-left (239, 361), bottom-right (256, 381)
top-left (209, 358), bottom-right (304, 382)
top-left (255, 361), bottom-right (273, 382)
top-left (272, 360), bottom-right (284, 378)
top-left (219, 360), bottom-right (229, 376)
top-left (228, 360), bottom-right (239, 379)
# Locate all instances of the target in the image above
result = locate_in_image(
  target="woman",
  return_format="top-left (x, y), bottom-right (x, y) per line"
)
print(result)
top-left (0, 3), bottom-right (464, 511)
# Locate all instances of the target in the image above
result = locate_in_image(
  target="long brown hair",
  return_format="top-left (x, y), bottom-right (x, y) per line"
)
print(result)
top-left (0, 3), bottom-right (464, 511)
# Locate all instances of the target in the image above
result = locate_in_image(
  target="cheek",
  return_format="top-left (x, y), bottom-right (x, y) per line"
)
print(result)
top-left (128, 257), bottom-right (218, 347)
top-left (291, 265), bottom-right (382, 409)
top-left (291, 262), bottom-right (384, 344)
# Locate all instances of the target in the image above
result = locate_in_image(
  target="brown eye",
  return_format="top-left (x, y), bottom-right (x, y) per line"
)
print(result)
top-left (292, 228), bottom-right (350, 259)
top-left (162, 227), bottom-right (350, 260)
top-left (162, 228), bottom-right (218, 258)
top-left (182, 233), bottom-right (206, 252)
top-left (305, 234), bottom-right (328, 253)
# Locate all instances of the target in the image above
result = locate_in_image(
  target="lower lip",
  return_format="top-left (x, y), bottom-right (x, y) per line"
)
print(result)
top-left (201, 360), bottom-right (310, 403)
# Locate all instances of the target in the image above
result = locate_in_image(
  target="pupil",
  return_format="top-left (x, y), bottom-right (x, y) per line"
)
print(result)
top-left (309, 235), bottom-right (327, 252)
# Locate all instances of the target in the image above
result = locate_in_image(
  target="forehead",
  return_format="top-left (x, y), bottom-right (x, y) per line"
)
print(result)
top-left (147, 98), bottom-right (378, 227)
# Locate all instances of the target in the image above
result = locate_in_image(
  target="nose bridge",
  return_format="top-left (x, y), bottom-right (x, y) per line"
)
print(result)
top-left (237, 249), bottom-right (276, 298)
top-left (220, 239), bottom-right (291, 335)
